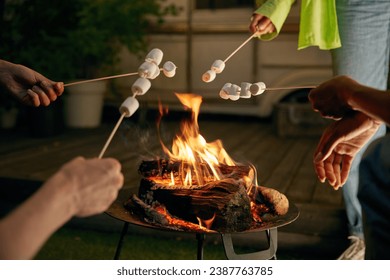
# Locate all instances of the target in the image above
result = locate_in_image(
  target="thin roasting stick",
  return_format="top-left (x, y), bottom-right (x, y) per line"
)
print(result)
top-left (223, 32), bottom-right (260, 63)
top-left (98, 113), bottom-right (126, 159)
top-left (265, 85), bottom-right (317, 91)
top-left (64, 72), bottom-right (139, 87)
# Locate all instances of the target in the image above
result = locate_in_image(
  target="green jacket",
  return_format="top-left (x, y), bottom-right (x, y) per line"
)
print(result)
top-left (254, 0), bottom-right (341, 50)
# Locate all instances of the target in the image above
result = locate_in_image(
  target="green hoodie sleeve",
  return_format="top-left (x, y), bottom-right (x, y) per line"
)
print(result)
top-left (254, 0), bottom-right (296, 41)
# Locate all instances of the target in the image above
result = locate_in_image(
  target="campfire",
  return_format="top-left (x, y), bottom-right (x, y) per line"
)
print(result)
top-left (125, 93), bottom-right (289, 233)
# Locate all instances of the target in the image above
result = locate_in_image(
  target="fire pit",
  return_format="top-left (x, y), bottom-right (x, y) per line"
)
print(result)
top-left (106, 189), bottom-right (299, 260)
top-left (106, 93), bottom-right (299, 259)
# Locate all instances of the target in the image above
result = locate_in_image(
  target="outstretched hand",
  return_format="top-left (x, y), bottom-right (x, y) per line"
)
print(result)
top-left (0, 60), bottom-right (64, 107)
top-left (313, 112), bottom-right (381, 189)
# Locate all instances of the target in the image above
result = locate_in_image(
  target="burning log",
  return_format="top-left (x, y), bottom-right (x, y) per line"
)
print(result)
top-left (135, 177), bottom-right (252, 233)
top-left (138, 159), bottom-right (254, 187)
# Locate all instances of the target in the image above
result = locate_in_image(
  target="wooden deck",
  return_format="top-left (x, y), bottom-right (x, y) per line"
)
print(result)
top-left (0, 112), bottom-right (349, 258)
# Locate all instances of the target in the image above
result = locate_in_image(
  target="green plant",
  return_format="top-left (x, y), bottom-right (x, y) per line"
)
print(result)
top-left (0, 0), bottom-right (178, 81)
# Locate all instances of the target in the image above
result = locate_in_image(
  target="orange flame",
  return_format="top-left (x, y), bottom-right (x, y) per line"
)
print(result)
top-left (158, 93), bottom-right (237, 187)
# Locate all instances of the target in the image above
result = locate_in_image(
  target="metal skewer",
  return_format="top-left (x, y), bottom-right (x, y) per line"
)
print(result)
top-left (64, 72), bottom-right (139, 87)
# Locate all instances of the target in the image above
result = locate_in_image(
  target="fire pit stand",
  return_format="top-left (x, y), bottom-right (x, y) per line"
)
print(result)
top-left (106, 189), bottom-right (299, 260)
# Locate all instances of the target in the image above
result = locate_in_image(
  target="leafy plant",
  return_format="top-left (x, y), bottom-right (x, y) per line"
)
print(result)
top-left (0, 0), bottom-right (178, 81)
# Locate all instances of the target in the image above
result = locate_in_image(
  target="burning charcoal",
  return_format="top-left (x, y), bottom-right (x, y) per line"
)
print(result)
top-left (119, 96), bottom-right (139, 117)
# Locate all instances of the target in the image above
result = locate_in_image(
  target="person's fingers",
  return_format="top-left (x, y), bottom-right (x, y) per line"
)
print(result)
top-left (39, 80), bottom-right (59, 101)
top-left (26, 89), bottom-right (41, 107)
top-left (323, 154), bottom-right (337, 186)
top-left (332, 153), bottom-right (343, 189)
top-left (340, 155), bottom-right (353, 186)
top-left (54, 82), bottom-right (64, 96)
top-left (314, 160), bottom-right (326, 183)
top-left (31, 85), bottom-right (51, 106)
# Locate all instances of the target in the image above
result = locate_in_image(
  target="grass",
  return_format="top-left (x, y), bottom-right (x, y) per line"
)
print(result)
top-left (35, 227), bottom-right (227, 260)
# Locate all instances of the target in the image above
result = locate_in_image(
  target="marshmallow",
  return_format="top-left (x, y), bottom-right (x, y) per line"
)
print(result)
top-left (162, 61), bottom-right (177, 78)
top-left (240, 82), bottom-right (252, 98)
top-left (211, 60), bottom-right (225, 74)
top-left (202, 69), bottom-right (216, 83)
top-left (227, 84), bottom-right (240, 101)
top-left (138, 61), bottom-right (160, 79)
top-left (250, 82), bottom-right (266, 96)
top-left (131, 77), bottom-right (151, 96)
top-left (145, 48), bottom-right (163, 66)
top-left (149, 64), bottom-right (161, 80)
top-left (219, 83), bottom-right (232, 100)
top-left (119, 96), bottom-right (139, 117)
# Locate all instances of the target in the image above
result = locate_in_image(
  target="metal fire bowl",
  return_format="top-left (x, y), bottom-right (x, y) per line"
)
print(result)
top-left (105, 188), bottom-right (300, 234)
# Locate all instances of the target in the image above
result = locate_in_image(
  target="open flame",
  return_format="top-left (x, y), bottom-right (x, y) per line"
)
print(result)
top-left (158, 93), bottom-right (237, 187)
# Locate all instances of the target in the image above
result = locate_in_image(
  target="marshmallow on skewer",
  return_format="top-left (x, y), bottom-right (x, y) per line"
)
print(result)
top-left (250, 82), bottom-right (266, 96)
top-left (202, 69), bottom-right (216, 83)
top-left (138, 61), bottom-right (160, 79)
top-left (131, 77), bottom-right (151, 96)
top-left (227, 84), bottom-right (240, 101)
top-left (240, 82), bottom-right (252, 98)
top-left (119, 96), bottom-right (139, 117)
top-left (211, 60), bottom-right (225, 74)
top-left (162, 61), bottom-right (177, 78)
top-left (219, 83), bottom-right (232, 100)
top-left (145, 48), bottom-right (163, 66)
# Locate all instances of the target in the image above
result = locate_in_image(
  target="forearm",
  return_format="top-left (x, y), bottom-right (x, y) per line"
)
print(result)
top-left (0, 174), bottom-right (75, 259)
top-left (348, 85), bottom-right (390, 126)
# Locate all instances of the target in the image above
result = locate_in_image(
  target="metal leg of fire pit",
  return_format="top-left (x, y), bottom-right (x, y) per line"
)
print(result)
top-left (114, 222), bottom-right (129, 260)
top-left (196, 233), bottom-right (206, 260)
top-left (221, 228), bottom-right (278, 260)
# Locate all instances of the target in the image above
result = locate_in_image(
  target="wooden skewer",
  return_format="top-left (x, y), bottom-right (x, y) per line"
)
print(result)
top-left (98, 112), bottom-right (126, 159)
top-left (265, 85), bottom-right (317, 91)
top-left (223, 32), bottom-right (260, 63)
top-left (64, 72), bottom-right (139, 87)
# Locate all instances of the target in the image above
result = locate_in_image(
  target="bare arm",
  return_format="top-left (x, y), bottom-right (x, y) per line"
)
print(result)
top-left (0, 157), bottom-right (123, 259)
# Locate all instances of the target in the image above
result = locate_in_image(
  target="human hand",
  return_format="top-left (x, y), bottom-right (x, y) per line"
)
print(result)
top-left (44, 156), bottom-right (124, 217)
top-left (249, 13), bottom-right (276, 35)
top-left (308, 75), bottom-right (360, 120)
top-left (313, 112), bottom-right (381, 189)
top-left (0, 60), bottom-right (64, 107)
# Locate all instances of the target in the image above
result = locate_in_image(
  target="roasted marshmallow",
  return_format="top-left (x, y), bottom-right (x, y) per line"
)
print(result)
top-left (202, 69), bottom-right (216, 83)
top-left (250, 82), bottom-right (266, 96)
top-left (219, 83), bottom-right (232, 100)
top-left (162, 61), bottom-right (177, 78)
top-left (211, 60), bottom-right (225, 74)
